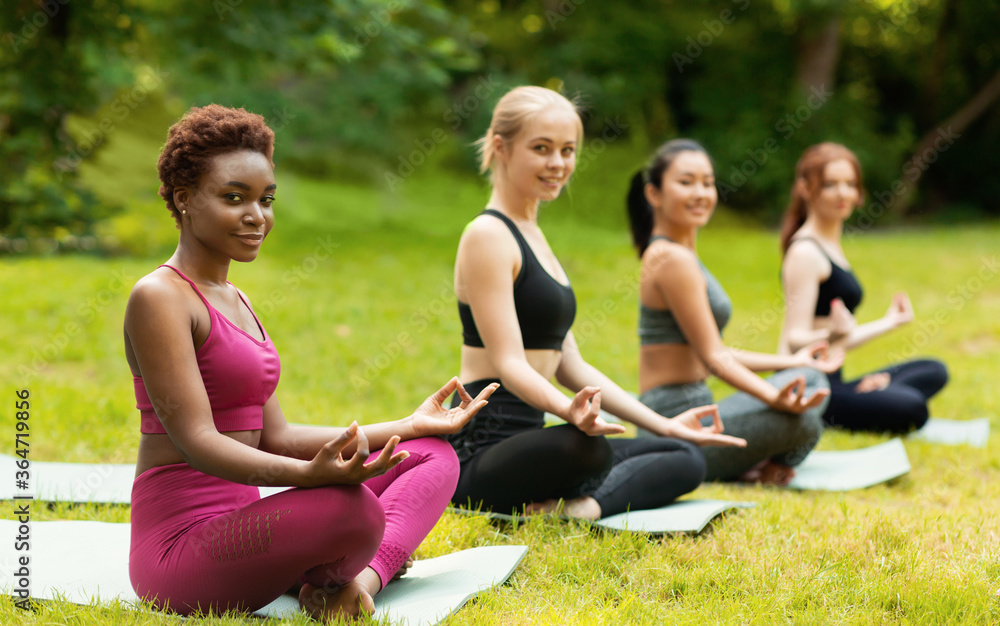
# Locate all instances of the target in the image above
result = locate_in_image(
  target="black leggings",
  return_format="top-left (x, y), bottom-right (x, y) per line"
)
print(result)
top-left (450, 382), bottom-right (707, 517)
top-left (823, 358), bottom-right (948, 433)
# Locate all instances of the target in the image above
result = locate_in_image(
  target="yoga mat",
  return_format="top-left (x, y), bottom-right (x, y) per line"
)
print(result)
top-left (0, 520), bottom-right (526, 625)
top-left (0, 455), bottom-right (290, 504)
top-left (449, 498), bottom-right (754, 534)
top-left (0, 454), bottom-right (134, 504)
top-left (787, 438), bottom-right (911, 491)
top-left (909, 417), bottom-right (990, 448)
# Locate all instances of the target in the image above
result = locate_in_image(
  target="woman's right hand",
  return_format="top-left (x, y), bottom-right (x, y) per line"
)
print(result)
top-left (769, 375), bottom-right (830, 415)
top-left (301, 422), bottom-right (409, 487)
top-left (885, 291), bottom-right (914, 328)
top-left (563, 387), bottom-right (626, 436)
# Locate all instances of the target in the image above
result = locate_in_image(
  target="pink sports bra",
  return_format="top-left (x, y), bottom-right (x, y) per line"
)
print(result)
top-left (134, 264), bottom-right (280, 434)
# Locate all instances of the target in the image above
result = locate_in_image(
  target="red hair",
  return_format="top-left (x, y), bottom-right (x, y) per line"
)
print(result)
top-left (780, 143), bottom-right (865, 253)
top-left (157, 104), bottom-right (274, 225)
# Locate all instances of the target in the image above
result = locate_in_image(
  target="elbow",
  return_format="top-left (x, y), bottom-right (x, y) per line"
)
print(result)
top-left (168, 429), bottom-right (219, 473)
top-left (703, 349), bottom-right (736, 377)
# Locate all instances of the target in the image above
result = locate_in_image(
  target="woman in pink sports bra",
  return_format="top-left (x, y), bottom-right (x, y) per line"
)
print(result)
top-left (124, 104), bottom-right (497, 621)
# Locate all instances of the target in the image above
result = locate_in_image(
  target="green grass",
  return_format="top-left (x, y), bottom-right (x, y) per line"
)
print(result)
top-left (2, 112), bottom-right (1000, 624)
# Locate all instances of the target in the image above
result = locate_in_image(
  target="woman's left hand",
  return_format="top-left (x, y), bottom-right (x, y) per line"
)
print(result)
top-left (794, 340), bottom-right (845, 373)
top-left (667, 405), bottom-right (747, 448)
top-left (409, 377), bottom-right (499, 438)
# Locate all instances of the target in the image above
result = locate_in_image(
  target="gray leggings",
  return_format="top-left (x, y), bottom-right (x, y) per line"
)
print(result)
top-left (638, 367), bottom-right (829, 481)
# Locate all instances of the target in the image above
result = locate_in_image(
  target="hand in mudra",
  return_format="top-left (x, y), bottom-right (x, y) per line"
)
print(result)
top-left (565, 387), bottom-right (626, 436)
top-left (409, 377), bottom-right (498, 438)
top-left (770, 376), bottom-right (829, 415)
top-left (303, 423), bottom-right (407, 487)
top-left (794, 340), bottom-right (845, 373)
top-left (670, 404), bottom-right (746, 448)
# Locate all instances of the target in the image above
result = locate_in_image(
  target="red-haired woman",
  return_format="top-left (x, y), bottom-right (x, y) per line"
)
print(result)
top-left (125, 104), bottom-right (495, 620)
top-left (778, 142), bottom-right (948, 433)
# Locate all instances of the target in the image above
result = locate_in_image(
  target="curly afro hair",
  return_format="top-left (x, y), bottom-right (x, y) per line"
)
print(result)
top-left (157, 104), bottom-right (275, 225)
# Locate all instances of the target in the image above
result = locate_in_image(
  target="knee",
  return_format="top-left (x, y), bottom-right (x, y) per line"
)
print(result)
top-left (896, 392), bottom-right (930, 433)
top-left (801, 367), bottom-right (830, 392)
top-left (926, 359), bottom-right (949, 390)
top-left (680, 442), bottom-right (708, 489)
top-left (402, 436), bottom-right (461, 493)
top-left (555, 427), bottom-right (613, 475)
top-left (796, 408), bottom-right (826, 446)
top-left (322, 485), bottom-right (386, 539)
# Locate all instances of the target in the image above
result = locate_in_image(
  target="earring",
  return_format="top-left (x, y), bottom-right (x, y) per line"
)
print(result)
top-left (181, 209), bottom-right (187, 215)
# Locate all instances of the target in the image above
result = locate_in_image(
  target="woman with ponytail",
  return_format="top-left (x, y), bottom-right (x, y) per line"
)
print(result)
top-left (629, 140), bottom-right (843, 485)
top-left (778, 143), bottom-right (948, 433)
top-left (447, 87), bottom-right (745, 520)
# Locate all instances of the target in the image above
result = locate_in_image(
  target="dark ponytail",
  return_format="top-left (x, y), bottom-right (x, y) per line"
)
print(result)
top-left (625, 138), bottom-right (712, 257)
top-left (626, 170), bottom-right (653, 257)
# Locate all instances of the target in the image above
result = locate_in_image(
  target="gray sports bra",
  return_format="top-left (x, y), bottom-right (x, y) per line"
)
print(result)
top-left (638, 236), bottom-right (732, 345)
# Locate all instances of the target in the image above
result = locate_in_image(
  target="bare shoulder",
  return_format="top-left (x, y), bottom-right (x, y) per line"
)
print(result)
top-left (458, 213), bottom-right (520, 263)
top-left (642, 239), bottom-right (701, 278)
top-left (125, 269), bottom-right (193, 326)
top-left (783, 238), bottom-right (830, 281)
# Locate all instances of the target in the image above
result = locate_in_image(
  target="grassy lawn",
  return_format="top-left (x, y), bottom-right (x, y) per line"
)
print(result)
top-left (2, 121), bottom-right (999, 624)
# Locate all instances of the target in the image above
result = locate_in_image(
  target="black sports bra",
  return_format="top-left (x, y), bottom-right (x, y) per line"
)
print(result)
top-left (458, 209), bottom-right (576, 350)
top-left (792, 237), bottom-right (863, 316)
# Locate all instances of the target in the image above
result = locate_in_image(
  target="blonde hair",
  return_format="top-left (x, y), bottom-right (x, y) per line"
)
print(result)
top-left (475, 86), bottom-right (583, 175)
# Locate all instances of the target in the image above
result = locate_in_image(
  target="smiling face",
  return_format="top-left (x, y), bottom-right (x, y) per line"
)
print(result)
top-left (809, 158), bottom-right (860, 223)
top-left (646, 150), bottom-right (717, 231)
top-left (495, 107), bottom-right (579, 203)
top-left (175, 149), bottom-right (276, 263)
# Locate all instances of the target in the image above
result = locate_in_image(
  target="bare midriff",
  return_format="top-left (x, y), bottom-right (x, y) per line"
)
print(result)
top-left (639, 343), bottom-right (709, 393)
top-left (135, 430), bottom-right (261, 478)
top-left (459, 344), bottom-right (563, 385)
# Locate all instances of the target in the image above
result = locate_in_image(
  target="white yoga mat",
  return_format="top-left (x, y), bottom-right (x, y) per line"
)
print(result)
top-left (595, 500), bottom-right (754, 534)
top-left (0, 520), bottom-right (526, 625)
top-left (449, 498), bottom-right (753, 534)
top-left (909, 417), bottom-right (990, 448)
top-left (0, 454), bottom-right (135, 504)
top-left (0, 455), bottom-right (290, 504)
top-left (787, 438), bottom-right (911, 491)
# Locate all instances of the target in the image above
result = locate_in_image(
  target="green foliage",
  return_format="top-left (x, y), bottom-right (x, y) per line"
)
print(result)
top-left (3, 0), bottom-right (998, 248)
top-left (0, 1), bottom-right (141, 241)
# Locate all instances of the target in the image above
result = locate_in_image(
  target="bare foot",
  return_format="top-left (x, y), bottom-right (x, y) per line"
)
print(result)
top-left (392, 557), bottom-right (414, 581)
top-left (524, 499), bottom-right (560, 515)
top-left (739, 461), bottom-right (795, 486)
top-left (757, 462), bottom-right (795, 486)
top-left (298, 581), bottom-right (373, 622)
top-left (524, 497), bottom-right (601, 520)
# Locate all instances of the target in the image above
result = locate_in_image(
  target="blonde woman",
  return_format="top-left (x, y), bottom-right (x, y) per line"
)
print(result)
top-left (447, 87), bottom-right (745, 520)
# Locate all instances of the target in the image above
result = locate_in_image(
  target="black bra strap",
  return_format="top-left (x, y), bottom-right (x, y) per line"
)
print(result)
top-left (790, 236), bottom-right (834, 262)
top-left (482, 208), bottom-right (532, 261)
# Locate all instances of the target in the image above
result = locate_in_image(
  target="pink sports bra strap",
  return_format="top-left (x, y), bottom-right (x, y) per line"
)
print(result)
top-left (160, 264), bottom-right (212, 308)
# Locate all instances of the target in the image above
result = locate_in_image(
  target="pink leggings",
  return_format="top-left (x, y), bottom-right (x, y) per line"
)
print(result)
top-left (129, 437), bottom-right (458, 616)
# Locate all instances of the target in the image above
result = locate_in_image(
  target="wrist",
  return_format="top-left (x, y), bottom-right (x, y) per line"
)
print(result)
top-left (400, 415), bottom-right (419, 441)
top-left (557, 398), bottom-right (574, 422)
top-left (828, 328), bottom-right (848, 343)
top-left (764, 388), bottom-right (781, 408)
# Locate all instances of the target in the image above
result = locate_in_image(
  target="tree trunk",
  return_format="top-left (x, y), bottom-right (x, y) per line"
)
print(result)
top-left (795, 16), bottom-right (842, 96)
top-left (895, 69), bottom-right (1000, 215)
